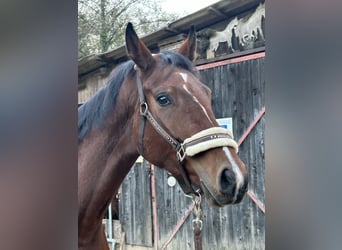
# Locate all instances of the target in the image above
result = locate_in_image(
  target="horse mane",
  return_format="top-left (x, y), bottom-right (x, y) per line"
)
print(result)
top-left (159, 50), bottom-right (198, 76)
top-left (78, 60), bottom-right (135, 143)
top-left (78, 50), bottom-right (197, 143)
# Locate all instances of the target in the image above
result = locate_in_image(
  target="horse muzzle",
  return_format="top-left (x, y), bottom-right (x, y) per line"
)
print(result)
top-left (201, 168), bottom-right (248, 207)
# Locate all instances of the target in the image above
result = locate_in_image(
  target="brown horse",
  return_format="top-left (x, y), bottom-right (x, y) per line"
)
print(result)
top-left (78, 23), bottom-right (248, 250)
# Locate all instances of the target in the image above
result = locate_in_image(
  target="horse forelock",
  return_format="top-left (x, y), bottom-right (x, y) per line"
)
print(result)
top-left (159, 50), bottom-right (198, 76)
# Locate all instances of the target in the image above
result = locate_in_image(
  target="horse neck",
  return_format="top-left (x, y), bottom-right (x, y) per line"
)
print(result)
top-left (78, 77), bottom-right (139, 241)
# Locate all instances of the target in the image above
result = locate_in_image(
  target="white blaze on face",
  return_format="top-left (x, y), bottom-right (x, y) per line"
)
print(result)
top-left (222, 146), bottom-right (244, 202)
top-left (179, 72), bottom-right (188, 82)
top-left (178, 73), bottom-right (214, 125)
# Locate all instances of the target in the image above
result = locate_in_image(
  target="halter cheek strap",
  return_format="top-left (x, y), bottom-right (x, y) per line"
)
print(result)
top-left (135, 69), bottom-right (239, 196)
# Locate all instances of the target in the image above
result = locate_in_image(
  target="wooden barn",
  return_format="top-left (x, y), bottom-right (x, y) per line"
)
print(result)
top-left (78, 0), bottom-right (265, 249)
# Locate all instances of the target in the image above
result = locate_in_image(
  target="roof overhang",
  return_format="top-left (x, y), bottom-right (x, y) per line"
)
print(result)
top-left (78, 0), bottom-right (262, 80)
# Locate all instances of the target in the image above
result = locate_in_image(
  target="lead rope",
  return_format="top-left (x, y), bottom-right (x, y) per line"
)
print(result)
top-left (192, 194), bottom-right (203, 250)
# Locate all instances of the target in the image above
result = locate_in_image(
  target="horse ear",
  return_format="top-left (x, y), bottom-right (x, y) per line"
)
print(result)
top-left (178, 25), bottom-right (197, 61)
top-left (125, 22), bottom-right (155, 71)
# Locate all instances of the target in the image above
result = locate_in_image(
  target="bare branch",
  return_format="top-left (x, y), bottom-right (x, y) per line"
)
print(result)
top-left (78, 0), bottom-right (180, 57)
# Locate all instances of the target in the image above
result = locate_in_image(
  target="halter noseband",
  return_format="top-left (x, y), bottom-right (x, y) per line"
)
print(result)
top-left (136, 69), bottom-right (238, 196)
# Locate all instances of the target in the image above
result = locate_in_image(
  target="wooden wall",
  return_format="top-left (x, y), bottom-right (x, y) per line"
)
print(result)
top-left (78, 71), bottom-right (110, 104)
top-left (119, 54), bottom-right (265, 249)
top-left (119, 161), bottom-right (153, 247)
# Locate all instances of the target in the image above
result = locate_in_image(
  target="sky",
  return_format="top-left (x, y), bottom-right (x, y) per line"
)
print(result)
top-left (161, 0), bottom-right (221, 16)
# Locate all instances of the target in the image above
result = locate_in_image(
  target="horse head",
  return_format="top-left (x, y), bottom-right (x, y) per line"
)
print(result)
top-left (126, 23), bottom-right (248, 207)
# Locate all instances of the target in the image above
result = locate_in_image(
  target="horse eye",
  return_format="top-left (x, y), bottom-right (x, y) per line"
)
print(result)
top-left (156, 94), bottom-right (172, 106)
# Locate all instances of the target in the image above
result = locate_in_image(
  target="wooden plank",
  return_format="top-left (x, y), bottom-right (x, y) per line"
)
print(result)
top-left (119, 161), bottom-right (153, 247)
top-left (196, 51), bottom-right (265, 70)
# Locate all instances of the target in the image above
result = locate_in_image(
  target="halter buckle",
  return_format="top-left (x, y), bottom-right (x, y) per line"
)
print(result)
top-left (176, 144), bottom-right (186, 162)
top-left (140, 102), bottom-right (149, 116)
top-left (192, 218), bottom-right (203, 231)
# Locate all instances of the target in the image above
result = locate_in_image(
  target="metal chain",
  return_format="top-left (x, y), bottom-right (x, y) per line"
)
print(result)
top-left (192, 194), bottom-right (203, 231)
top-left (191, 193), bottom-right (203, 250)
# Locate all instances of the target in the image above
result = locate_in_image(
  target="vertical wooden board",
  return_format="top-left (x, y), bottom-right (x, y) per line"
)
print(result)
top-left (154, 166), bottom-right (194, 249)
top-left (119, 161), bottom-right (153, 247)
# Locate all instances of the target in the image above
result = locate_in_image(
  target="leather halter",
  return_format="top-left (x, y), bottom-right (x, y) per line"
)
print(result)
top-left (135, 69), bottom-right (238, 196)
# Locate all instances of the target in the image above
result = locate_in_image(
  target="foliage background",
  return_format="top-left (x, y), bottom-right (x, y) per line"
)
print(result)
top-left (78, 0), bottom-right (180, 58)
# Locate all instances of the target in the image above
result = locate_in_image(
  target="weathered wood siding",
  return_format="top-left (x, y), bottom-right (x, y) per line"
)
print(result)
top-left (119, 55), bottom-right (265, 249)
top-left (119, 161), bottom-right (153, 247)
top-left (78, 66), bottom-right (114, 103)
top-left (78, 71), bottom-right (110, 104)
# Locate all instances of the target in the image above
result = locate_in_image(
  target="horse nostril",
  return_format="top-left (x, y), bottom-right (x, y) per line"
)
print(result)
top-left (219, 169), bottom-right (236, 194)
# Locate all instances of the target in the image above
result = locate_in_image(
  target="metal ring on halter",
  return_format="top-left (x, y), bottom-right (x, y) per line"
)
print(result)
top-left (184, 188), bottom-right (201, 200)
top-left (176, 144), bottom-right (186, 162)
top-left (140, 102), bottom-right (149, 116)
